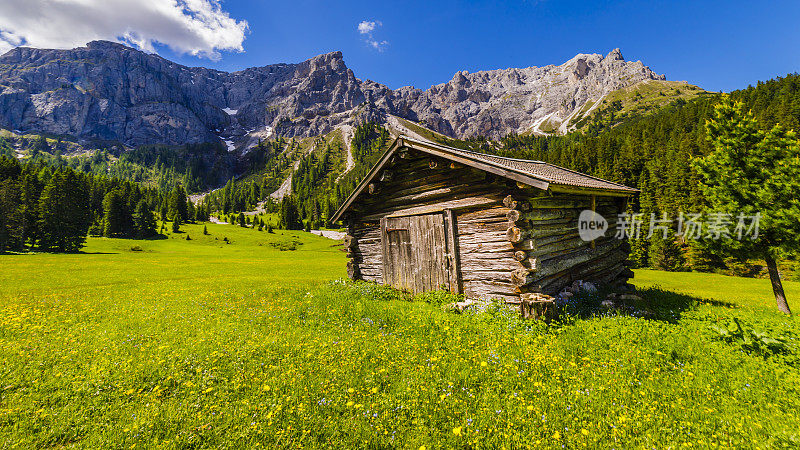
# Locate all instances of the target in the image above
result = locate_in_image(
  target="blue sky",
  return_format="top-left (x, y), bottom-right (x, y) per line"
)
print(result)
top-left (152, 0), bottom-right (799, 92)
top-left (2, 0), bottom-right (798, 92)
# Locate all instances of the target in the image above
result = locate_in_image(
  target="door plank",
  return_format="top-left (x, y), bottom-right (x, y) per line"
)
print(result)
top-left (444, 209), bottom-right (462, 294)
top-left (382, 213), bottom-right (452, 293)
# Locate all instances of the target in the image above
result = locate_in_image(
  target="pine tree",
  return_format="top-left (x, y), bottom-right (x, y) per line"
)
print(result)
top-left (0, 178), bottom-right (23, 252)
top-left (279, 196), bottom-right (301, 230)
top-left (693, 97), bottom-right (800, 314)
top-left (186, 199), bottom-right (196, 223)
top-left (171, 215), bottom-right (181, 233)
top-left (19, 171), bottom-right (43, 246)
top-left (133, 199), bottom-right (157, 238)
top-left (102, 189), bottom-right (126, 237)
top-left (37, 171), bottom-right (90, 252)
top-left (203, 224), bottom-right (209, 235)
top-left (168, 185), bottom-right (189, 223)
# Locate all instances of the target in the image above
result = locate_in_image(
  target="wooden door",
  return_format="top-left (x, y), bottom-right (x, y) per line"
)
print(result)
top-left (382, 213), bottom-right (451, 293)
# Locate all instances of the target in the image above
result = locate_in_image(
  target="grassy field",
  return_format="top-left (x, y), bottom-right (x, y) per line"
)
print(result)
top-left (1, 224), bottom-right (799, 448)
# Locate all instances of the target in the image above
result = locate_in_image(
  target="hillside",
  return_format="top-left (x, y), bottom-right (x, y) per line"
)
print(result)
top-left (568, 79), bottom-right (710, 131)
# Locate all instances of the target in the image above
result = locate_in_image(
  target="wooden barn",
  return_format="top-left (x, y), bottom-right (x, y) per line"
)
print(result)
top-left (331, 135), bottom-right (638, 306)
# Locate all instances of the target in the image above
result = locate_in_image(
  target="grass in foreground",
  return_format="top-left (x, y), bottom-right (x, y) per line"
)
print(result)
top-left (1, 229), bottom-right (799, 448)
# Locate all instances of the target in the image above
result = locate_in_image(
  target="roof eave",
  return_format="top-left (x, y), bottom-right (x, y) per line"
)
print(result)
top-left (548, 184), bottom-right (640, 197)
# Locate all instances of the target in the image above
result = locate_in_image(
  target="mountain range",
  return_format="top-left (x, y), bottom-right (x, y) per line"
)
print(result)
top-left (0, 41), bottom-right (674, 152)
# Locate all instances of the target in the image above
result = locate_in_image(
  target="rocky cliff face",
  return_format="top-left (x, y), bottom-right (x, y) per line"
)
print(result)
top-left (374, 49), bottom-right (665, 138)
top-left (0, 41), bottom-right (664, 149)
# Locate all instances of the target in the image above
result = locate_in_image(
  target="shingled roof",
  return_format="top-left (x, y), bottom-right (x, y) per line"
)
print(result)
top-left (332, 135), bottom-right (637, 222)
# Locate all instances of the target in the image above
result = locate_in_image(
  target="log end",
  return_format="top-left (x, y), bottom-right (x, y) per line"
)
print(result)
top-left (506, 226), bottom-right (523, 244)
top-left (502, 195), bottom-right (518, 210)
top-left (511, 268), bottom-right (533, 286)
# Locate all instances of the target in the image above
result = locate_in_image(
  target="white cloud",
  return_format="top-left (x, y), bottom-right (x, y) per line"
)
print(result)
top-left (0, 0), bottom-right (249, 60)
top-left (357, 19), bottom-right (387, 52)
top-left (357, 20), bottom-right (378, 35)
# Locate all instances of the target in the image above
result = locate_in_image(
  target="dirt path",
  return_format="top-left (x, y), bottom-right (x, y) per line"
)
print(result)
top-left (269, 163), bottom-right (296, 200)
top-left (311, 230), bottom-right (345, 240)
top-left (334, 124), bottom-right (355, 183)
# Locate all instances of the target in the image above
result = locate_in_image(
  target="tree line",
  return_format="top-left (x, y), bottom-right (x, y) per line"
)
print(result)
top-left (0, 155), bottom-right (211, 253)
top-left (200, 124), bottom-right (390, 231)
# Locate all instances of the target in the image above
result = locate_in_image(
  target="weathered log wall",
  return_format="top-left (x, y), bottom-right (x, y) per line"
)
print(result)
top-left (506, 191), bottom-right (633, 297)
top-left (344, 150), bottom-right (520, 300)
top-left (343, 147), bottom-right (634, 304)
top-left (455, 206), bottom-right (519, 302)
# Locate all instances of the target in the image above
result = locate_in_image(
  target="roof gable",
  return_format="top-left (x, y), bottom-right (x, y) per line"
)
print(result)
top-left (331, 135), bottom-right (637, 222)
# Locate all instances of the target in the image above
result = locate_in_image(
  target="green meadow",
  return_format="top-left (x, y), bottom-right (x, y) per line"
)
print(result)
top-left (1, 223), bottom-right (799, 448)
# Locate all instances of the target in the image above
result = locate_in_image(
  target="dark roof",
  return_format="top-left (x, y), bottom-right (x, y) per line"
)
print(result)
top-left (331, 135), bottom-right (637, 222)
top-left (421, 139), bottom-right (638, 192)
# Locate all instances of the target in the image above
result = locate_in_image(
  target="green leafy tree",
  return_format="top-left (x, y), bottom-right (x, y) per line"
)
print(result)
top-left (19, 171), bottom-right (43, 246)
top-left (693, 97), bottom-right (800, 314)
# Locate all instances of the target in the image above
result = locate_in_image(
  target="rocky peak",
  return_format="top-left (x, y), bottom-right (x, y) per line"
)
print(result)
top-left (85, 40), bottom-right (135, 51)
top-left (386, 48), bottom-right (665, 138)
top-left (605, 48), bottom-right (624, 61)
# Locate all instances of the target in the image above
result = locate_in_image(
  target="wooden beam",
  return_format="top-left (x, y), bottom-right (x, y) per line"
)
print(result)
top-left (332, 134), bottom-right (636, 223)
top-left (380, 218), bottom-right (389, 285)
top-left (444, 209), bottom-right (462, 295)
top-left (366, 196), bottom-right (497, 220)
top-left (548, 185), bottom-right (637, 198)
